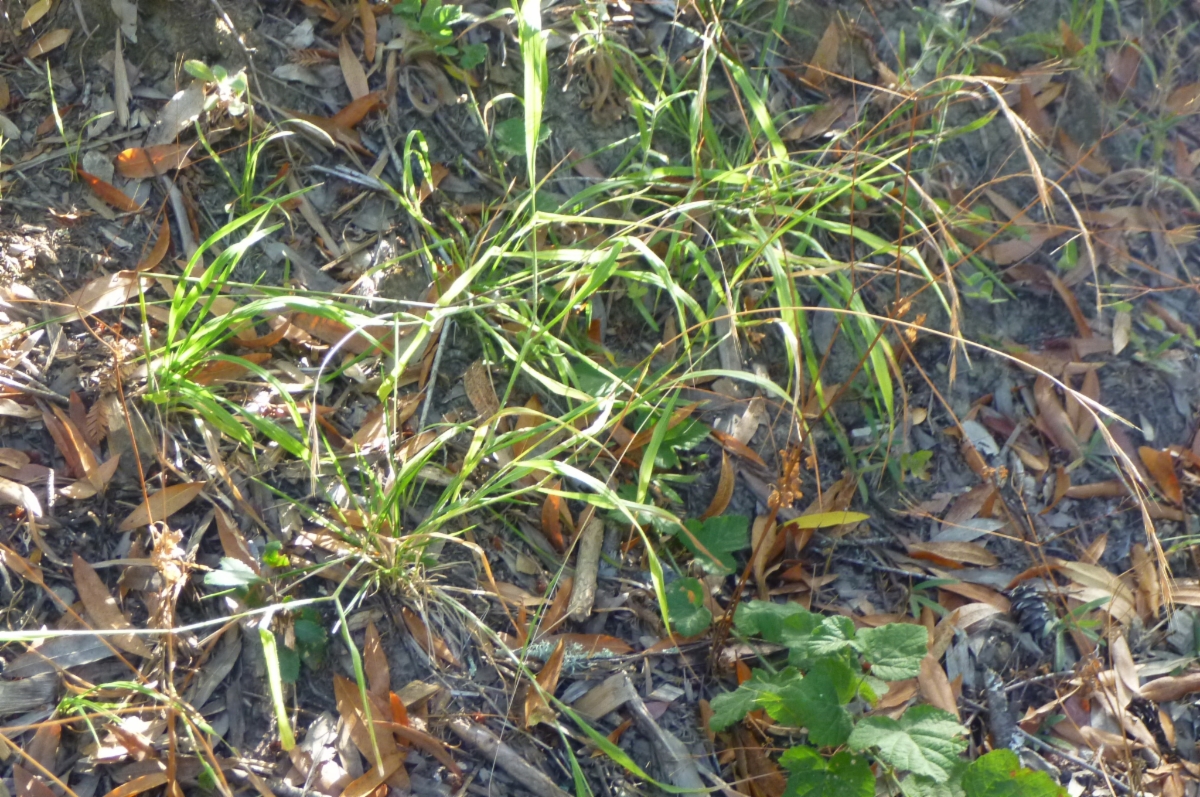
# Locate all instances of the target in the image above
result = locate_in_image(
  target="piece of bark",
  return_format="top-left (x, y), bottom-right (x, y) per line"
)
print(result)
top-left (567, 514), bottom-right (603, 621)
top-left (447, 718), bottom-right (571, 797)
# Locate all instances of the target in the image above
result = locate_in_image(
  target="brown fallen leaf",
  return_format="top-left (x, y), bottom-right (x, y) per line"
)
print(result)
top-left (1107, 43), bottom-right (1141, 95)
top-left (710, 429), bottom-right (767, 468)
top-left (538, 633), bottom-right (633, 657)
top-left (79, 170), bottom-right (142, 212)
top-left (21, 0), bottom-right (53, 29)
top-left (214, 505), bottom-right (260, 573)
top-left (340, 752), bottom-right (405, 797)
top-left (400, 607), bottom-right (461, 668)
top-left (919, 654), bottom-right (958, 719)
top-left (339, 35), bottom-right (370, 99)
top-left (1033, 375), bottom-right (1082, 460)
top-left (1139, 446), bottom-right (1182, 505)
top-left (541, 485), bottom-right (566, 553)
top-left (906, 541), bottom-right (999, 568)
top-left (186, 352), bottom-right (272, 386)
top-left (1016, 84), bottom-right (1052, 142)
top-left (525, 638), bottom-right (565, 728)
top-left (804, 19), bottom-right (841, 88)
top-left (50, 405), bottom-right (101, 488)
top-left (359, 0), bottom-right (377, 63)
top-left (27, 28), bottom-right (72, 58)
top-left (0, 77), bottom-right (9, 109)
top-left (783, 95), bottom-right (854, 142)
top-left (364, 621), bottom-right (390, 700)
top-left (115, 143), bottom-right (194, 179)
top-left (463, 360), bottom-right (499, 419)
top-left (61, 270), bottom-right (152, 319)
top-left (73, 553), bottom-right (152, 657)
top-left (700, 452), bottom-right (734, 520)
top-left (333, 673), bottom-right (399, 768)
top-left (136, 219), bottom-right (171, 272)
top-left (118, 482), bottom-right (207, 531)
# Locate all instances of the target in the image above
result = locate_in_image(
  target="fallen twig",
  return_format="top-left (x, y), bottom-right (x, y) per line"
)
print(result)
top-left (447, 717), bottom-right (572, 797)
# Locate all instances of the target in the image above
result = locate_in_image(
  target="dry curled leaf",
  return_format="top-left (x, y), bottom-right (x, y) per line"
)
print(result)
top-left (524, 638), bottom-right (565, 728)
top-left (118, 482), bottom-right (206, 531)
top-left (400, 607), bottom-right (461, 668)
top-left (463, 360), bottom-right (499, 419)
top-left (700, 452), bottom-right (734, 520)
top-left (1034, 375), bottom-right (1082, 460)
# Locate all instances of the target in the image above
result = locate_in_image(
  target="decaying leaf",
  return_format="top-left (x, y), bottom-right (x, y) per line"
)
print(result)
top-left (186, 353), bottom-right (272, 386)
top-left (359, 0), bottom-right (377, 63)
top-left (463, 360), bottom-right (500, 420)
top-left (214, 505), bottom-right (259, 573)
top-left (906, 540), bottom-right (999, 568)
top-left (1034, 375), bottom-right (1082, 460)
top-left (700, 452), bottom-right (734, 520)
top-left (1139, 446), bottom-right (1182, 505)
top-left (73, 553), bottom-right (152, 657)
top-left (118, 482), bottom-right (207, 531)
top-left (0, 476), bottom-right (43, 518)
top-left (400, 607), bottom-right (461, 668)
top-left (524, 638), bottom-right (565, 728)
top-left (804, 19), bottom-right (841, 88)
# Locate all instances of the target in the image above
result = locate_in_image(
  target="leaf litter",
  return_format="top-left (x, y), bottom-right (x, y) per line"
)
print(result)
top-left (2, 1), bottom-right (1200, 796)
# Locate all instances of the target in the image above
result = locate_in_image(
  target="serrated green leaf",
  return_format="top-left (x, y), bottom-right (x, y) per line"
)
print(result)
top-left (276, 640), bottom-right (300, 683)
top-left (962, 750), bottom-right (1066, 797)
top-left (734, 600), bottom-right (819, 642)
top-left (666, 577), bottom-right (712, 637)
top-left (788, 615), bottom-right (857, 665)
top-left (857, 623), bottom-right (929, 680)
top-left (769, 659), bottom-right (855, 747)
top-left (781, 747), bottom-right (874, 797)
top-left (848, 705), bottom-right (967, 782)
top-left (679, 515), bottom-right (748, 574)
top-left (901, 774), bottom-right (965, 797)
top-left (708, 668), bottom-right (802, 732)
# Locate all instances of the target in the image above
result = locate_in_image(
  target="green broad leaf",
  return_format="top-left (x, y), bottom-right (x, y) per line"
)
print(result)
top-left (276, 640), bottom-right (300, 683)
top-left (204, 557), bottom-right (263, 589)
top-left (665, 577), bottom-right (712, 637)
top-left (495, 116), bottom-right (551, 157)
top-left (857, 623), bottom-right (929, 681)
top-left (848, 705), bottom-right (968, 782)
top-left (900, 774), bottom-right (965, 797)
top-left (679, 515), bottom-right (748, 575)
top-left (708, 668), bottom-right (802, 732)
top-left (734, 600), bottom-right (819, 642)
top-left (962, 750), bottom-right (1066, 797)
top-left (781, 747), bottom-right (874, 797)
top-left (768, 658), bottom-right (855, 747)
top-left (787, 511), bottom-right (870, 530)
top-left (294, 618), bottom-right (327, 648)
top-left (184, 60), bottom-right (215, 82)
top-left (460, 42), bottom-right (488, 69)
top-left (787, 615), bottom-right (857, 666)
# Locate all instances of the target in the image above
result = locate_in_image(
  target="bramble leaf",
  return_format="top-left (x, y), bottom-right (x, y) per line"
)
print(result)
top-left (962, 750), bottom-right (1066, 797)
top-left (679, 515), bottom-right (748, 575)
top-left (709, 668), bottom-right (801, 732)
top-left (768, 658), bottom-right (855, 747)
top-left (734, 600), bottom-right (819, 642)
top-left (666, 577), bottom-right (712, 637)
top-left (781, 747), bottom-right (873, 797)
top-left (848, 705), bottom-right (967, 782)
top-left (788, 614), bottom-right (857, 666)
top-left (857, 623), bottom-right (928, 680)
